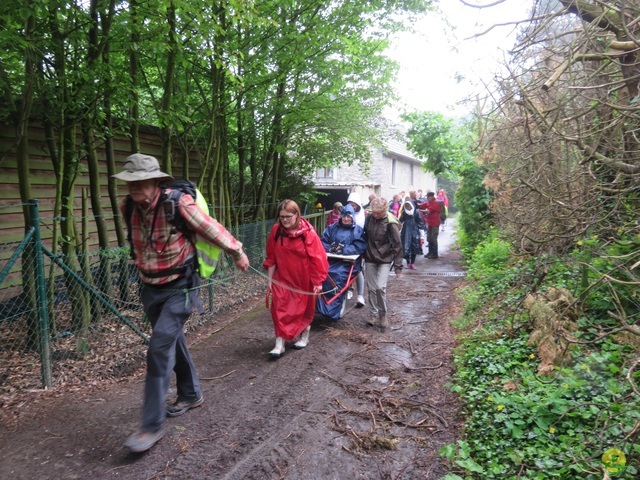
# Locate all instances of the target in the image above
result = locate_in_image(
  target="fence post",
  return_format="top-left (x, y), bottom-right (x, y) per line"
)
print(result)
top-left (29, 199), bottom-right (52, 387)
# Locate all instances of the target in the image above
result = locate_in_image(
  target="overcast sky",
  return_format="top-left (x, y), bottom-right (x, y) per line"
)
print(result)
top-left (386, 0), bottom-right (533, 119)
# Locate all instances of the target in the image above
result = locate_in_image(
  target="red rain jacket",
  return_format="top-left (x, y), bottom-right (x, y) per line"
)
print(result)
top-left (263, 217), bottom-right (329, 340)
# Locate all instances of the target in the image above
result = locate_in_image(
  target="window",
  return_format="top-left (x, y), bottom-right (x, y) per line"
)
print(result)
top-left (391, 158), bottom-right (397, 185)
top-left (315, 167), bottom-right (334, 179)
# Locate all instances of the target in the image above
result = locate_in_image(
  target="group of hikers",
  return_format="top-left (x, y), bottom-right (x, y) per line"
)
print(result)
top-left (390, 188), bottom-right (449, 265)
top-left (328, 188), bottom-right (449, 266)
top-left (112, 153), bottom-right (448, 453)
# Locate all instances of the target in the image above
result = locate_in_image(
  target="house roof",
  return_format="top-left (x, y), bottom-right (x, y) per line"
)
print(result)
top-left (384, 137), bottom-right (423, 164)
top-left (314, 181), bottom-right (379, 188)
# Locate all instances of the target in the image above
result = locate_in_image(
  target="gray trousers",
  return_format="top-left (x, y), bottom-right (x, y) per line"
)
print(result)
top-left (365, 262), bottom-right (392, 317)
top-left (140, 276), bottom-right (202, 433)
top-left (356, 271), bottom-right (365, 297)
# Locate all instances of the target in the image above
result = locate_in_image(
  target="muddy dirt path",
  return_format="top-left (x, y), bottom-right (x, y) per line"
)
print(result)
top-left (0, 223), bottom-right (465, 480)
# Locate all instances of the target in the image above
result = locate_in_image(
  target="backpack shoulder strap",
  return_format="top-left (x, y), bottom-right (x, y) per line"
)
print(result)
top-left (160, 178), bottom-right (195, 224)
top-left (386, 214), bottom-right (401, 246)
top-left (365, 212), bottom-right (374, 231)
top-left (162, 187), bottom-right (181, 222)
top-left (161, 186), bottom-right (194, 242)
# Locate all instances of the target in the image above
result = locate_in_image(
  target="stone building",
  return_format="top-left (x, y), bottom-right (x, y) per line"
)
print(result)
top-left (313, 128), bottom-right (436, 210)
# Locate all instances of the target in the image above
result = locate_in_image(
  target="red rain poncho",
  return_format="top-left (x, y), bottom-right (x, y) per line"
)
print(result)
top-left (263, 217), bottom-right (329, 340)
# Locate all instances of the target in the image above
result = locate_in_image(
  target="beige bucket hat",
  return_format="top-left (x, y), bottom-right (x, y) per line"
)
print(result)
top-left (112, 153), bottom-right (174, 182)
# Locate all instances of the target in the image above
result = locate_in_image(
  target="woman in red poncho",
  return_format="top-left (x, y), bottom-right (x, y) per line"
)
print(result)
top-left (263, 199), bottom-right (329, 358)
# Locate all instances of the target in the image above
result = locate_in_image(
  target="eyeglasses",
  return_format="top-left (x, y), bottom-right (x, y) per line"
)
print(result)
top-left (279, 214), bottom-right (296, 221)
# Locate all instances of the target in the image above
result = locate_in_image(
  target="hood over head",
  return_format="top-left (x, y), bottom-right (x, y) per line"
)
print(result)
top-left (340, 204), bottom-right (356, 223)
top-left (346, 192), bottom-right (362, 208)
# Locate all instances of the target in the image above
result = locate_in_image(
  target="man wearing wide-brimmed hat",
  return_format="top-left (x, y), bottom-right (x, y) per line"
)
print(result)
top-left (113, 153), bottom-right (250, 453)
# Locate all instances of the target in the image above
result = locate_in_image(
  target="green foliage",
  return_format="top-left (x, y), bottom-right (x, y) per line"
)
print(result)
top-left (573, 234), bottom-right (640, 317)
top-left (439, 474), bottom-right (465, 480)
top-left (446, 334), bottom-right (639, 479)
top-left (534, 232), bottom-right (640, 331)
top-left (466, 229), bottom-right (511, 280)
top-left (455, 231), bottom-right (526, 331)
top-left (455, 162), bottom-right (493, 255)
top-left (445, 249), bottom-right (640, 479)
top-left (402, 111), bottom-right (474, 177)
top-left (0, 0), bottom-right (437, 221)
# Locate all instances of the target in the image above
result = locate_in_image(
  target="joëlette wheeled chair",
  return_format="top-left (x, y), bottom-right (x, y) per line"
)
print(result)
top-left (316, 252), bottom-right (362, 321)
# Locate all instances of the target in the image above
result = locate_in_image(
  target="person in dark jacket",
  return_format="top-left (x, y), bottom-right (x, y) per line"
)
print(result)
top-left (363, 197), bottom-right (403, 329)
top-left (321, 204), bottom-right (367, 257)
top-left (317, 204), bottom-right (367, 320)
top-left (400, 198), bottom-right (425, 270)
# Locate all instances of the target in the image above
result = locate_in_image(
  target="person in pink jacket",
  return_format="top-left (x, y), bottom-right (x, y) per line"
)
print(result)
top-left (325, 201), bottom-right (343, 227)
top-left (437, 189), bottom-right (449, 231)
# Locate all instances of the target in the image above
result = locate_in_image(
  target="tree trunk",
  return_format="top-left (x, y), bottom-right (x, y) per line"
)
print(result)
top-left (160, 0), bottom-right (177, 175)
top-left (128, 0), bottom-right (140, 153)
top-left (268, 80), bottom-right (286, 208)
top-left (60, 126), bottom-right (91, 330)
top-left (236, 91), bottom-right (247, 221)
top-left (84, 0), bottom-right (114, 315)
top-left (16, 13), bottom-right (39, 350)
top-left (84, 124), bottom-right (113, 311)
top-left (76, 189), bottom-right (98, 354)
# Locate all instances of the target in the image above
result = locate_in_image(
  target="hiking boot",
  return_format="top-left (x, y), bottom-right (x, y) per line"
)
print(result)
top-left (379, 315), bottom-right (389, 329)
top-left (166, 394), bottom-right (204, 417)
top-left (356, 295), bottom-right (365, 307)
top-left (124, 428), bottom-right (165, 453)
top-left (269, 337), bottom-right (285, 358)
top-left (294, 326), bottom-right (311, 349)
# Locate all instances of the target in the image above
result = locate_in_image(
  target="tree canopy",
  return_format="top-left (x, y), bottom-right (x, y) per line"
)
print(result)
top-left (0, 0), bottom-right (435, 226)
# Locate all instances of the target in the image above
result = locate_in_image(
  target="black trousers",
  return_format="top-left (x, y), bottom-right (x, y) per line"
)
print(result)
top-left (140, 275), bottom-right (202, 432)
top-left (427, 225), bottom-right (439, 257)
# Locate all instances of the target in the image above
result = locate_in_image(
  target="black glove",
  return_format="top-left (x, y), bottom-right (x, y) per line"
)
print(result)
top-left (329, 242), bottom-right (338, 253)
top-left (334, 243), bottom-right (344, 255)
